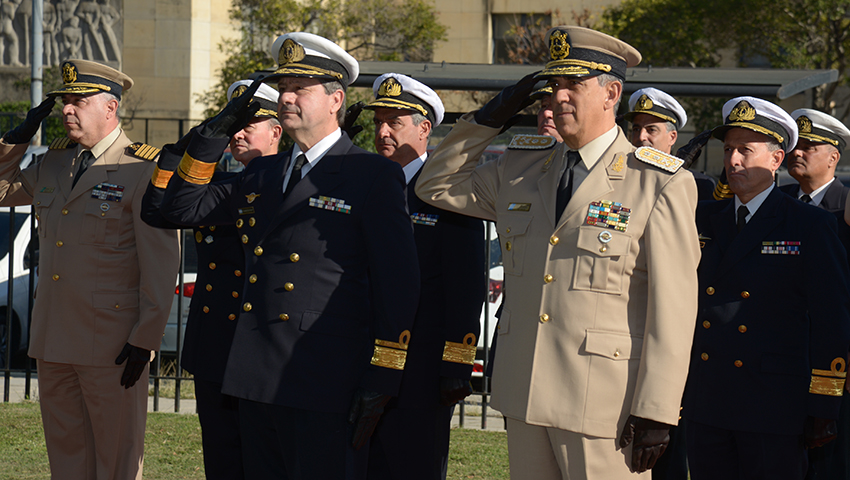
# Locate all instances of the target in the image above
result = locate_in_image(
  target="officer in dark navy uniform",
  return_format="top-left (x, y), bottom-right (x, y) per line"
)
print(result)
top-left (363, 73), bottom-right (485, 480)
top-left (141, 79), bottom-right (282, 480)
top-left (685, 96), bottom-right (850, 480)
top-left (158, 32), bottom-right (420, 480)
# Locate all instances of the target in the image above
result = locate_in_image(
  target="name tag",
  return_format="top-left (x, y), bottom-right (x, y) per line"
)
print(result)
top-left (508, 203), bottom-right (531, 211)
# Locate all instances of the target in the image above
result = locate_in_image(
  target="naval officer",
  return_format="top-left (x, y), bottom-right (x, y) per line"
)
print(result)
top-left (416, 26), bottom-right (700, 478)
top-left (158, 32), bottom-right (420, 479)
top-left (363, 73), bottom-right (485, 480)
top-left (684, 97), bottom-right (850, 480)
top-left (141, 79), bottom-right (282, 480)
top-left (0, 59), bottom-right (179, 479)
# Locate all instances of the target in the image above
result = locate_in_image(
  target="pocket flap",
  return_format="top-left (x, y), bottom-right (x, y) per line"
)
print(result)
top-left (499, 213), bottom-right (532, 237)
top-left (585, 329), bottom-right (642, 360)
top-left (576, 226), bottom-right (630, 257)
top-left (85, 201), bottom-right (123, 219)
top-left (33, 192), bottom-right (55, 208)
top-left (92, 292), bottom-right (139, 310)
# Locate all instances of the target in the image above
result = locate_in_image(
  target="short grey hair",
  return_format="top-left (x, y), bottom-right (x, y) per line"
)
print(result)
top-left (766, 139), bottom-right (781, 152)
top-left (597, 74), bottom-right (622, 111)
top-left (101, 92), bottom-right (120, 118)
top-left (322, 80), bottom-right (345, 125)
top-left (664, 121), bottom-right (677, 133)
top-left (410, 112), bottom-right (433, 139)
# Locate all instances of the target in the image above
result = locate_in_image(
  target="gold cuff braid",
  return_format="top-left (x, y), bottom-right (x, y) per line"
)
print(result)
top-left (176, 152), bottom-right (217, 185)
top-left (442, 333), bottom-right (477, 365)
top-left (151, 166), bottom-right (174, 188)
top-left (371, 330), bottom-right (411, 370)
top-left (810, 358), bottom-right (847, 397)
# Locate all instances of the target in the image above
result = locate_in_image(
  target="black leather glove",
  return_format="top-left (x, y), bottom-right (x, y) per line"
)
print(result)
top-left (114, 343), bottom-right (152, 389)
top-left (618, 415), bottom-right (671, 473)
top-left (675, 128), bottom-right (712, 170)
top-left (200, 79), bottom-right (262, 139)
top-left (348, 388), bottom-right (391, 450)
top-left (473, 72), bottom-right (540, 129)
top-left (804, 416), bottom-right (838, 448)
top-left (439, 376), bottom-right (473, 406)
top-left (3, 97), bottom-right (55, 144)
top-left (343, 101), bottom-right (365, 140)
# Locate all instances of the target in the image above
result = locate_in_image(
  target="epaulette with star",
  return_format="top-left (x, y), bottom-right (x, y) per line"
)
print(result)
top-left (48, 137), bottom-right (77, 150)
top-left (635, 146), bottom-right (684, 173)
top-left (508, 134), bottom-right (557, 150)
top-left (127, 142), bottom-right (161, 161)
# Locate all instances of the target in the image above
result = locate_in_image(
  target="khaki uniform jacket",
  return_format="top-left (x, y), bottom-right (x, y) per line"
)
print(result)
top-left (0, 132), bottom-right (179, 366)
top-left (416, 115), bottom-right (700, 438)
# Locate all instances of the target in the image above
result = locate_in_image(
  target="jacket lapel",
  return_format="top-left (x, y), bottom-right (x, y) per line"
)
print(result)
top-left (64, 132), bottom-right (128, 205)
top-left (408, 169), bottom-right (425, 214)
top-left (712, 188), bottom-right (784, 280)
top-left (537, 143), bottom-right (565, 229)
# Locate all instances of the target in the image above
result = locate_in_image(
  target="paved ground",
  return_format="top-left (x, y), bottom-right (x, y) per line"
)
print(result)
top-left (1, 371), bottom-right (506, 432)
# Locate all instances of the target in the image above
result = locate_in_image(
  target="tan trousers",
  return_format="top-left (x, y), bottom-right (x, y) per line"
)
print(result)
top-left (37, 360), bottom-right (148, 480)
top-left (506, 418), bottom-right (648, 480)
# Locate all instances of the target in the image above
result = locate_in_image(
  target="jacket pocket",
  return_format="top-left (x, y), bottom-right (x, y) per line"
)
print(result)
top-left (33, 192), bottom-right (54, 238)
top-left (585, 329), bottom-right (643, 360)
top-left (80, 201), bottom-right (124, 246)
top-left (498, 213), bottom-right (533, 276)
top-left (572, 226), bottom-right (631, 294)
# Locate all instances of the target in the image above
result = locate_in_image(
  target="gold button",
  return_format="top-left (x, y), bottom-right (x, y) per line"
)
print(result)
top-left (243, 302), bottom-right (252, 312)
top-left (290, 253), bottom-right (300, 263)
top-left (706, 287), bottom-right (715, 295)
top-left (195, 231), bottom-right (203, 243)
top-left (506, 227), bottom-right (511, 233)
top-left (279, 313), bottom-right (289, 321)
top-left (114, 304), bottom-right (120, 309)
top-left (249, 274), bottom-right (258, 284)
top-left (203, 306), bottom-right (209, 313)
top-left (100, 212), bottom-right (106, 217)
top-left (701, 353), bottom-right (709, 361)
top-left (228, 314), bottom-right (236, 321)
top-left (236, 219), bottom-right (244, 228)
top-left (254, 246), bottom-right (263, 256)
top-left (249, 217), bottom-right (256, 227)
top-left (613, 349), bottom-right (621, 358)
top-left (241, 235), bottom-right (249, 244)
top-left (544, 274), bottom-right (553, 283)
top-left (56, 241), bottom-right (63, 247)
top-left (232, 291), bottom-right (239, 298)
top-left (599, 245), bottom-right (608, 253)
top-left (284, 282), bottom-right (294, 291)
top-left (734, 360), bottom-right (743, 367)
top-left (36, 201), bottom-right (40, 205)
top-left (234, 270), bottom-right (242, 277)
top-left (209, 226), bottom-right (216, 232)
top-left (205, 284), bottom-right (212, 292)
top-left (741, 291), bottom-right (750, 299)
top-left (52, 274), bottom-right (59, 281)
top-left (61, 208), bottom-right (68, 215)
top-left (738, 325), bottom-right (747, 333)
top-left (505, 241), bottom-right (512, 251)
top-left (703, 320), bottom-right (711, 329)
top-left (550, 236), bottom-right (559, 245)
top-left (539, 313), bottom-right (550, 323)
top-left (209, 262), bottom-right (216, 270)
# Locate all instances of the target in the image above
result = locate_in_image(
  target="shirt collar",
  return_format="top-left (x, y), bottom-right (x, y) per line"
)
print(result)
top-left (735, 183), bottom-right (774, 222)
top-left (81, 126), bottom-right (121, 160)
top-left (291, 128), bottom-right (342, 167)
top-left (573, 126), bottom-right (619, 170)
top-left (796, 177), bottom-right (835, 206)
top-left (402, 152), bottom-right (427, 185)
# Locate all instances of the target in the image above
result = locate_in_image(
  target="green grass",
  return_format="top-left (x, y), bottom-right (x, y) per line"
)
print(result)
top-left (0, 401), bottom-right (509, 479)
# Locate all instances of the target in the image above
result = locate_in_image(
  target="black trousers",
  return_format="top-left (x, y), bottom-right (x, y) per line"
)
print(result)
top-left (195, 378), bottom-right (244, 480)
top-left (239, 399), bottom-right (368, 480)
top-left (367, 403), bottom-right (453, 480)
top-left (652, 419), bottom-right (688, 480)
top-left (806, 393), bottom-right (850, 480)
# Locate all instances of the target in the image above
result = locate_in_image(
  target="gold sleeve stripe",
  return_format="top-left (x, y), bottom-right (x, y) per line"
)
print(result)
top-left (713, 181), bottom-right (733, 200)
top-left (151, 166), bottom-right (174, 188)
top-left (374, 330), bottom-right (411, 351)
top-left (813, 368), bottom-right (847, 378)
top-left (810, 376), bottom-right (845, 396)
top-left (176, 152), bottom-right (216, 185)
top-left (442, 333), bottom-right (477, 365)
top-left (371, 345), bottom-right (407, 370)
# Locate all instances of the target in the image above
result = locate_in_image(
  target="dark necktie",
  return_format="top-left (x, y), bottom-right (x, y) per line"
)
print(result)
top-left (555, 150), bottom-right (581, 220)
top-left (800, 194), bottom-right (812, 204)
top-left (72, 150), bottom-right (95, 188)
top-left (283, 153), bottom-right (307, 198)
top-left (736, 205), bottom-right (749, 233)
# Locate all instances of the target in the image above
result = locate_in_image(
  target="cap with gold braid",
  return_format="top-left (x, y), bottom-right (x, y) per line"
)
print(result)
top-left (624, 87), bottom-right (688, 129)
top-left (265, 32), bottom-right (359, 88)
top-left (535, 26), bottom-right (641, 81)
top-left (365, 73), bottom-right (445, 127)
top-left (48, 59), bottom-right (133, 99)
top-left (227, 80), bottom-right (280, 119)
top-left (712, 96), bottom-right (798, 153)
top-left (530, 85), bottom-right (553, 102)
top-left (791, 108), bottom-right (850, 152)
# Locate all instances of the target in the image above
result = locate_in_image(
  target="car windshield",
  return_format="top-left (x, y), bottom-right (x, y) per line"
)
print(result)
top-left (0, 211), bottom-right (29, 259)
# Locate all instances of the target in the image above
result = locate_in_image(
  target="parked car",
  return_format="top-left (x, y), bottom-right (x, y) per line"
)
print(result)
top-left (159, 230), bottom-right (198, 356)
top-left (0, 206), bottom-right (37, 368)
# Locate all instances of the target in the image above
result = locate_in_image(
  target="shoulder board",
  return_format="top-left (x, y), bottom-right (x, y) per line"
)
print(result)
top-left (635, 146), bottom-right (684, 173)
top-left (127, 142), bottom-right (161, 161)
top-left (48, 137), bottom-right (77, 150)
top-left (508, 134), bottom-right (556, 150)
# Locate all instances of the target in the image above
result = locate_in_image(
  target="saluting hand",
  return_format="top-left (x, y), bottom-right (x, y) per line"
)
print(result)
top-left (200, 78), bottom-right (262, 139)
top-left (473, 71), bottom-right (540, 131)
top-left (342, 101), bottom-right (365, 140)
top-left (2, 97), bottom-right (56, 145)
top-left (115, 343), bottom-right (152, 389)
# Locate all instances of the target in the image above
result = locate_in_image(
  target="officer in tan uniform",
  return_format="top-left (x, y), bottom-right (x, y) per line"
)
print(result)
top-left (417, 26), bottom-right (700, 479)
top-left (0, 59), bottom-right (179, 480)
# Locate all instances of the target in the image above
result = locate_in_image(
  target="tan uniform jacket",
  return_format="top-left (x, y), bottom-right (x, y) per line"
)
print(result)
top-left (416, 115), bottom-right (700, 438)
top-left (0, 133), bottom-right (179, 366)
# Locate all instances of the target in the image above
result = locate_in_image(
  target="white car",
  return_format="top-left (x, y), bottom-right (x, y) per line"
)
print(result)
top-left (0, 206), bottom-right (37, 368)
top-left (159, 230), bottom-right (198, 356)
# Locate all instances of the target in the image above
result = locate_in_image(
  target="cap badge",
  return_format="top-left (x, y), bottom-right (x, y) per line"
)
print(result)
top-left (549, 30), bottom-right (570, 61)
top-left (246, 192), bottom-right (261, 204)
top-left (279, 38), bottom-right (306, 65)
top-left (729, 101), bottom-right (756, 122)
top-left (378, 77), bottom-right (403, 97)
top-left (231, 85), bottom-right (248, 101)
top-left (62, 63), bottom-right (77, 84)
top-left (636, 94), bottom-right (653, 111)
top-left (797, 115), bottom-right (813, 134)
